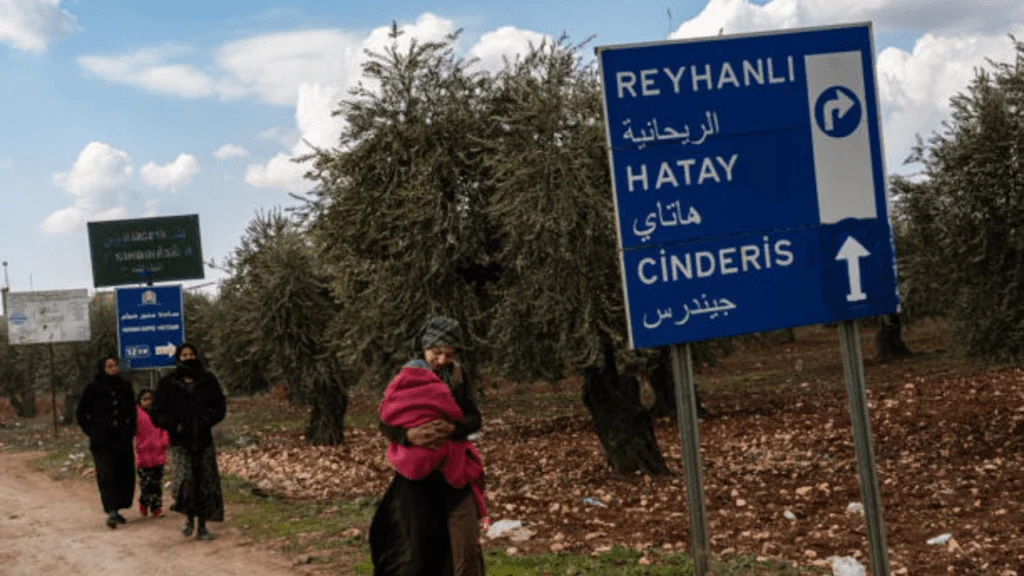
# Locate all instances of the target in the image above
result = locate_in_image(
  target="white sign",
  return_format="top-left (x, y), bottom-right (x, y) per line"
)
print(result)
top-left (6, 289), bottom-right (92, 345)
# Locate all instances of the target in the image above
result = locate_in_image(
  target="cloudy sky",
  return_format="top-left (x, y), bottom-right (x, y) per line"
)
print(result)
top-left (0, 0), bottom-right (1020, 295)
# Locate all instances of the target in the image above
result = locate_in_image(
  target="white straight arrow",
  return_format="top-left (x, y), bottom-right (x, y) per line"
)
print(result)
top-left (835, 236), bottom-right (870, 302)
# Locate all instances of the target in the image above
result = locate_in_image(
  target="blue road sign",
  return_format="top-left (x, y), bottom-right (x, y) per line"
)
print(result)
top-left (597, 23), bottom-right (899, 349)
top-left (115, 285), bottom-right (185, 369)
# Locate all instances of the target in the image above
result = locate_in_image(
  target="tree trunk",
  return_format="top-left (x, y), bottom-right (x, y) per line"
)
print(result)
top-left (875, 313), bottom-right (912, 362)
top-left (648, 348), bottom-right (676, 418)
top-left (62, 392), bottom-right (80, 426)
top-left (287, 382), bottom-right (311, 406)
top-left (648, 348), bottom-right (710, 420)
top-left (10, 389), bottom-right (37, 419)
top-left (582, 335), bottom-right (669, 476)
top-left (306, 378), bottom-right (348, 446)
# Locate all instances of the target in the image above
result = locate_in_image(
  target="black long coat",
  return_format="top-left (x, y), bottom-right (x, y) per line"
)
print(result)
top-left (76, 374), bottom-right (137, 512)
top-left (76, 375), bottom-right (137, 449)
top-left (370, 471), bottom-right (470, 576)
top-left (149, 369), bottom-right (226, 452)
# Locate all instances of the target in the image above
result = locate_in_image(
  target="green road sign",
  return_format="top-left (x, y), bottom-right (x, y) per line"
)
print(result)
top-left (87, 214), bottom-right (205, 287)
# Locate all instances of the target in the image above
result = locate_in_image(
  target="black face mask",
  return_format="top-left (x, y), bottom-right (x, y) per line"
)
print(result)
top-left (179, 358), bottom-right (203, 376)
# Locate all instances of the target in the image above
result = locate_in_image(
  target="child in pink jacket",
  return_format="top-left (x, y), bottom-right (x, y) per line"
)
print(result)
top-left (135, 389), bottom-right (170, 517)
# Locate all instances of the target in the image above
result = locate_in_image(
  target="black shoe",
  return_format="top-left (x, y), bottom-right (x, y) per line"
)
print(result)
top-left (115, 513), bottom-right (127, 524)
top-left (196, 526), bottom-right (214, 541)
top-left (182, 519), bottom-right (195, 537)
top-left (106, 513), bottom-right (118, 529)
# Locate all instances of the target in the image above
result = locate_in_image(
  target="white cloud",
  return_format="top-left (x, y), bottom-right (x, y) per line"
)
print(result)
top-left (79, 12), bottom-right (458, 111)
top-left (142, 199), bottom-right (159, 217)
top-left (213, 143), bottom-right (249, 159)
top-left (244, 154), bottom-right (310, 192)
top-left (42, 204), bottom-right (127, 236)
top-left (0, 0), bottom-right (79, 52)
top-left (140, 153), bottom-right (200, 191)
top-left (43, 142), bottom-right (132, 234)
top-left (669, 0), bottom-right (1023, 39)
top-left (245, 83), bottom-right (345, 192)
top-left (52, 142), bottom-right (132, 197)
top-left (72, 13), bottom-right (552, 193)
top-left (217, 12), bottom-right (455, 107)
top-left (245, 14), bottom-right (461, 192)
top-left (362, 12), bottom-right (454, 58)
top-left (245, 15), bottom-right (556, 193)
top-left (214, 29), bottom-right (366, 106)
top-left (78, 47), bottom-right (245, 100)
top-left (877, 30), bottom-right (1023, 170)
top-left (469, 26), bottom-right (551, 72)
top-left (0, 157), bottom-right (12, 170)
top-left (293, 84), bottom-right (349, 151)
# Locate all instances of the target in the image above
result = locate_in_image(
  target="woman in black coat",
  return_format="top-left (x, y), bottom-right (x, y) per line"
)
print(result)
top-left (76, 355), bottom-right (137, 529)
top-left (149, 343), bottom-right (226, 542)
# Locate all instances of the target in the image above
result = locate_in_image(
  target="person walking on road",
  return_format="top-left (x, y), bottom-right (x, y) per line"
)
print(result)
top-left (150, 343), bottom-right (226, 542)
top-left (135, 388), bottom-right (170, 518)
top-left (76, 355), bottom-right (137, 529)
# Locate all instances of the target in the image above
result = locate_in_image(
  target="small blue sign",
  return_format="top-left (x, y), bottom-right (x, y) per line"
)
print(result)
top-left (598, 23), bottom-right (899, 349)
top-left (115, 285), bottom-right (185, 369)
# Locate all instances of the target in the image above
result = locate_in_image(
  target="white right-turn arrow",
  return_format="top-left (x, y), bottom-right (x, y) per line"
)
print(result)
top-left (823, 89), bottom-right (855, 133)
top-left (835, 236), bottom-right (870, 302)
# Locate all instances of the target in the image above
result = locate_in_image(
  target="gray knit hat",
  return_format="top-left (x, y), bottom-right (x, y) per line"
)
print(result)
top-left (419, 316), bottom-right (464, 351)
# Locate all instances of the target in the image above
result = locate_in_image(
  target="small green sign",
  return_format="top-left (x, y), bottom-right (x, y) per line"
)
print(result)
top-left (87, 215), bottom-right (205, 287)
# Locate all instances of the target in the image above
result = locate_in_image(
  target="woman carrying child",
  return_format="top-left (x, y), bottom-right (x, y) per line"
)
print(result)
top-left (370, 317), bottom-right (486, 576)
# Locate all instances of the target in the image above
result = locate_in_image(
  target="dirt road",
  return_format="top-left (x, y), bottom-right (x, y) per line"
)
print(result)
top-left (0, 451), bottom-right (300, 576)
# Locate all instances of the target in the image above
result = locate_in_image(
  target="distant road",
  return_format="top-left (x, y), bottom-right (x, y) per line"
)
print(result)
top-left (0, 451), bottom-right (299, 576)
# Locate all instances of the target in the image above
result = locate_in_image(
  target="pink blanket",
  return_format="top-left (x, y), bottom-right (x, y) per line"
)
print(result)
top-left (379, 367), bottom-right (487, 523)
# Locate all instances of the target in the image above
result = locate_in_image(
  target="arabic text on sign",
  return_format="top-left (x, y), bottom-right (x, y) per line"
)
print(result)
top-left (642, 295), bottom-right (738, 330)
top-left (622, 111), bottom-right (722, 148)
top-left (115, 246), bottom-right (183, 263)
top-left (633, 202), bottom-right (703, 243)
top-left (121, 230), bottom-right (169, 243)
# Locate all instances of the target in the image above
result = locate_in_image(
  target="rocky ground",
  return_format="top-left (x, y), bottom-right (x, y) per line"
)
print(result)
top-left (4, 320), bottom-right (1021, 574)
top-left (215, 321), bottom-right (1024, 574)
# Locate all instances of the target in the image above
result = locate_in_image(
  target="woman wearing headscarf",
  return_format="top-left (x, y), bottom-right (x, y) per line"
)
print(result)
top-left (150, 343), bottom-right (226, 541)
top-left (76, 355), bottom-right (137, 529)
top-left (370, 316), bottom-right (485, 576)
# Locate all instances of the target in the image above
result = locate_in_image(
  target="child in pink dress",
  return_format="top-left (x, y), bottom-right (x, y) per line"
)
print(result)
top-left (135, 389), bottom-right (170, 517)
